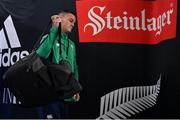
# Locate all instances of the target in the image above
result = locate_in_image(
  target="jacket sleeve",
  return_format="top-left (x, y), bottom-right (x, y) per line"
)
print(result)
top-left (36, 26), bottom-right (58, 59)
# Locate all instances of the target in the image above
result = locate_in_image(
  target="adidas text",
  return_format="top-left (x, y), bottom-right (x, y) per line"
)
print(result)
top-left (0, 48), bottom-right (29, 67)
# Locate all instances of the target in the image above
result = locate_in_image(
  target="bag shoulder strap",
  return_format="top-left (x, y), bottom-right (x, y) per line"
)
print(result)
top-left (57, 23), bottom-right (69, 60)
top-left (32, 20), bottom-right (52, 52)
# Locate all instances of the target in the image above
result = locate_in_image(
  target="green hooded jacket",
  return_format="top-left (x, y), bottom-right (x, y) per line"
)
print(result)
top-left (36, 26), bottom-right (78, 102)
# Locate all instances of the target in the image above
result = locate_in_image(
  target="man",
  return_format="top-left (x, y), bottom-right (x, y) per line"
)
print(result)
top-left (35, 10), bottom-right (80, 119)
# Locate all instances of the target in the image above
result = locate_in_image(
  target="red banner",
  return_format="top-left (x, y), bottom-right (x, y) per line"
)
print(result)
top-left (76, 0), bottom-right (177, 44)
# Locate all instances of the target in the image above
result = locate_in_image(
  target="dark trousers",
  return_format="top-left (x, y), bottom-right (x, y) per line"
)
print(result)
top-left (36, 101), bottom-right (69, 119)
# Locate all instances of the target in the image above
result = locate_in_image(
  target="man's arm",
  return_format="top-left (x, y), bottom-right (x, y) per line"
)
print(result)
top-left (36, 15), bottom-right (61, 58)
top-left (36, 26), bottom-right (58, 58)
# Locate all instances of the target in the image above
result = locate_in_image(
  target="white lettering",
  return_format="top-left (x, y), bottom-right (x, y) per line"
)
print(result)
top-left (141, 9), bottom-right (147, 31)
top-left (106, 12), bottom-right (113, 29)
top-left (0, 51), bottom-right (2, 67)
top-left (10, 51), bottom-right (20, 65)
top-left (20, 51), bottom-right (29, 59)
top-left (84, 6), bottom-right (105, 36)
top-left (156, 15), bottom-right (162, 35)
top-left (147, 18), bottom-right (157, 31)
top-left (2, 88), bottom-right (19, 104)
top-left (114, 16), bottom-right (122, 30)
top-left (123, 12), bottom-right (129, 30)
top-left (129, 17), bottom-right (140, 30)
top-left (162, 13), bottom-right (167, 27)
top-left (84, 6), bottom-right (174, 36)
top-left (2, 88), bottom-right (13, 104)
top-left (2, 49), bottom-right (11, 67)
top-left (167, 9), bottom-right (174, 24)
top-left (0, 48), bottom-right (29, 67)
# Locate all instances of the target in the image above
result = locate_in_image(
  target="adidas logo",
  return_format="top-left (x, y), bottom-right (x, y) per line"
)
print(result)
top-left (1, 15), bottom-right (29, 105)
top-left (0, 15), bottom-right (29, 67)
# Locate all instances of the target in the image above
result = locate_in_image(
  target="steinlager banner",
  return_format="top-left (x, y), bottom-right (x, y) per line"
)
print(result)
top-left (76, 0), bottom-right (177, 44)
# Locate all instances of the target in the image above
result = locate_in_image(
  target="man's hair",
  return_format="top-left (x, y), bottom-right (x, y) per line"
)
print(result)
top-left (58, 10), bottom-right (75, 16)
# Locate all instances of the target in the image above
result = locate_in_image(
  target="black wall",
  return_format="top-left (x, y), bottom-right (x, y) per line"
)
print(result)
top-left (0, 0), bottom-right (179, 118)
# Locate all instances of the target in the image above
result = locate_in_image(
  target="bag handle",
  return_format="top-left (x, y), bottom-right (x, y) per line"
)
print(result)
top-left (32, 21), bottom-right (69, 59)
top-left (57, 22), bottom-right (69, 59)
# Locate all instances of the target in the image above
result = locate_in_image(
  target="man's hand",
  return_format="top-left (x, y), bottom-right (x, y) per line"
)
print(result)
top-left (51, 15), bottom-right (61, 27)
top-left (73, 93), bottom-right (80, 102)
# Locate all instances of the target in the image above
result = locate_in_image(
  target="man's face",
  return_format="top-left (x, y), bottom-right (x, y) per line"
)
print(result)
top-left (61, 13), bottom-right (76, 33)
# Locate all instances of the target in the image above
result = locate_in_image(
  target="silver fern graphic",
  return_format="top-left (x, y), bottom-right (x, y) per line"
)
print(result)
top-left (97, 75), bottom-right (161, 119)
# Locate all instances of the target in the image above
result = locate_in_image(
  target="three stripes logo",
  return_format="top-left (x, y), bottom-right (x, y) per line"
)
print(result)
top-left (0, 15), bottom-right (29, 105)
top-left (0, 15), bottom-right (29, 67)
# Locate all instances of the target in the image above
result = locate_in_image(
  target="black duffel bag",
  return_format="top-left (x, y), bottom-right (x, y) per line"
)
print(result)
top-left (3, 22), bottom-right (82, 107)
